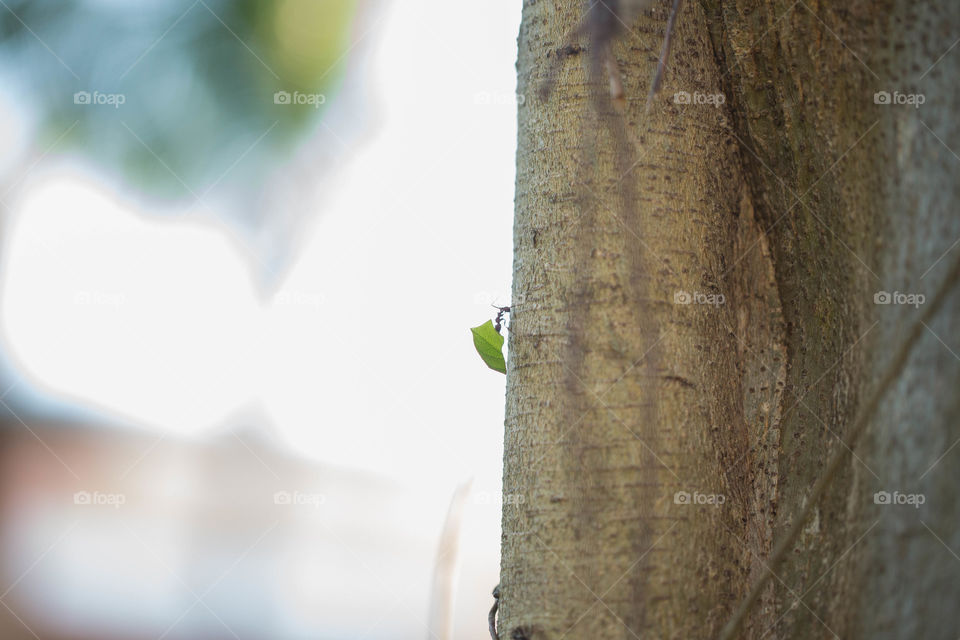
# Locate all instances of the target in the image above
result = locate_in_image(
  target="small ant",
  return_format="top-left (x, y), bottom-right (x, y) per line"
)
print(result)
top-left (492, 305), bottom-right (511, 334)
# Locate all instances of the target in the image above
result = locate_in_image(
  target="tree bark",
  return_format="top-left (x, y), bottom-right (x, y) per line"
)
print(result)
top-left (499, 1), bottom-right (960, 638)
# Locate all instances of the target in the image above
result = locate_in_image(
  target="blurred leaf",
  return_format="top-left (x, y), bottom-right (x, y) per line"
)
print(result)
top-left (268, 0), bottom-right (357, 87)
top-left (0, 0), bottom-right (359, 200)
top-left (471, 321), bottom-right (506, 374)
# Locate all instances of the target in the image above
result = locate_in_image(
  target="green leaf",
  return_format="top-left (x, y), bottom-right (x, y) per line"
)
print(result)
top-left (471, 320), bottom-right (506, 374)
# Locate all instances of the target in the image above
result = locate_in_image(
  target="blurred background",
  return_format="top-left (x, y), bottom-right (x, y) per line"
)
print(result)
top-left (0, 0), bottom-right (520, 637)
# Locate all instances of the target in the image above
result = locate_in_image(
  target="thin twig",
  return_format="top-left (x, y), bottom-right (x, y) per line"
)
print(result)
top-left (645, 0), bottom-right (684, 111)
top-left (488, 584), bottom-right (500, 639)
top-left (428, 481), bottom-right (472, 640)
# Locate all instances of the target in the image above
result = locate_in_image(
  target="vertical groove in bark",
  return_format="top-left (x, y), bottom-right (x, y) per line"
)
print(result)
top-left (702, 1), bottom-right (959, 637)
top-left (700, 1), bottom-right (875, 637)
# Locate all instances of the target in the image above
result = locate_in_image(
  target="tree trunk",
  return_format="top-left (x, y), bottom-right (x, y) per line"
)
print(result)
top-left (499, 1), bottom-right (960, 638)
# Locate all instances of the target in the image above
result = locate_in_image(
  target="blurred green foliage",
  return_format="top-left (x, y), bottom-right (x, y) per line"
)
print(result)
top-left (0, 0), bottom-right (358, 201)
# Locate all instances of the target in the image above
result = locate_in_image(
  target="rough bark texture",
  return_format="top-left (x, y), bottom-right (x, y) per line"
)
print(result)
top-left (500, 1), bottom-right (960, 638)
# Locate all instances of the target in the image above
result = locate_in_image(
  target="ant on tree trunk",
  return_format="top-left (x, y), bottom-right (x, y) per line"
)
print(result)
top-left (492, 305), bottom-right (511, 334)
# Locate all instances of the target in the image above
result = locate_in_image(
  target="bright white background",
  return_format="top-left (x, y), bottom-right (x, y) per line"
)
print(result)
top-left (0, 0), bottom-right (522, 636)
